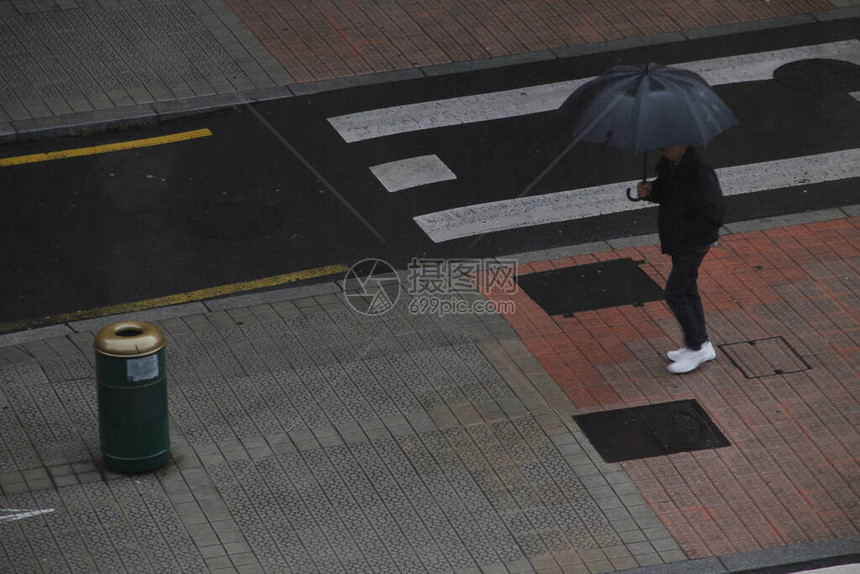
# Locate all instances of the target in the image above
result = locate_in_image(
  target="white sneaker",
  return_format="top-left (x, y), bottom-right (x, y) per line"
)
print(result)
top-left (667, 343), bottom-right (717, 374)
top-left (667, 346), bottom-right (688, 361)
top-left (668, 341), bottom-right (714, 362)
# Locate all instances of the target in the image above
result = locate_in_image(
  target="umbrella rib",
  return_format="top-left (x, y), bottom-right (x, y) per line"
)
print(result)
top-left (467, 76), bottom-right (638, 251)
top-left (632, 70), bottom-right (649, 152)
top-left (663, 79), bottom-right (712, 145)
top-left (657, 73), bottom-right (737, 146)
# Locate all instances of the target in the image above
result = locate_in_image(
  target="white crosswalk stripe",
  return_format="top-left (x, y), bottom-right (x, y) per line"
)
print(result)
top-left (414, 148), bottom-right (860, 243)
top-left (329, 40), bottom-right (860, 143)
top-left (370, 155), bottom-right (456, 192)
top-left (793, 566), bottom-right (860, 574)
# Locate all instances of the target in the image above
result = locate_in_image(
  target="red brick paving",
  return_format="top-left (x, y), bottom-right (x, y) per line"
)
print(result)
top-left (223, 0), bottom-right (833, 83)
top-left (480, 218), bottom-right (860, 558)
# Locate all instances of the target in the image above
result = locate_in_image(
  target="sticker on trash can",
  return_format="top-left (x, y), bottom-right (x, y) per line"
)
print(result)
top-left (127, 354), bottom-right (159, 382)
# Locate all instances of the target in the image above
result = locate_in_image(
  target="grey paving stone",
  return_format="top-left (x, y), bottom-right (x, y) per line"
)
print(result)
top-left (25, 477), bottom-right (53, 490)
top-left (643, 526), bottom-right (673, 541)
top-left (47, 464), bottom-right (73, 477)
top-left (610, 518), bottom-right (639, 532)
top-left (616, 506), bottom-right (654, 517)
top-left (633, 515), bottom-right (663, 529)
top-left (639, 534), bottom-right (672, 550)
top-left (0, 324), bottom-right (75, 349)
top-left (585, 559), bottom-right (614, 573)
top-left (199, 544), bottom-right (228, 559)
top-left (507, 558), bottom-right (536, 573)
top-left (618, 529), bottom-right (647, 544)
top-left (1, 481), bottom-right (29, 494)
top-left (603, 508), bottom-right (632, 522)
top-left (43, 96), bottom-right (73, 115)
top-left (1, 101), bottom-right (31, 122)
top-left (21, 467), bottom-right (48, 480)
top-left (635, 553), bottom-right (665, 567)
top-left (206, 556), bottom-right (234, 570)
top-left (660, 549), bottom-right (688, 563)
top-left (193, 532), bottom-right (221, 548)
top-left (230, 552), bottom-right (258, 566)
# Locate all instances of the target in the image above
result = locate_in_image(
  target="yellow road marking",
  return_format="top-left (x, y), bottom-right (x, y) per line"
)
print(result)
top-left (0, 128), bottom-right (213, 167)
top-left (0, 264), bottom-right (349, 334)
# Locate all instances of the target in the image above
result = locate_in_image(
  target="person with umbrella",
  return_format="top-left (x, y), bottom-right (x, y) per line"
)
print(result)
top-left (558, 62), bottom-right (736, 373)
top-left (637, 145), bottom-right (725, 373)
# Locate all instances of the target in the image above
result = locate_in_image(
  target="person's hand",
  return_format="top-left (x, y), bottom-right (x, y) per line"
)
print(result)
top-left (637, 181), bottom-right (652, 198)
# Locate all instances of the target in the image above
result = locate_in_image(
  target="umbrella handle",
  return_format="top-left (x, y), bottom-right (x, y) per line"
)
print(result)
top-left (626, 152), bottom-right (648, 201)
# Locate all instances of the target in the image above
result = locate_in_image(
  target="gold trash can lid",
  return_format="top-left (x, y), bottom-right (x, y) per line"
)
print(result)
top-left (94, 321), bottom-right (166, 357)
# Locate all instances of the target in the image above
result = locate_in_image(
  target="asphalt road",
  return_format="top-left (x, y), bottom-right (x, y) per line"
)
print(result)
top-left (1, 17), bottom-right (858, 328)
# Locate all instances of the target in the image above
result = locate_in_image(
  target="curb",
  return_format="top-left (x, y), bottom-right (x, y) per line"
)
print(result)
top-left (1, 7), bottom-right (859, 143)
top-left (1, 204), bottom-right (856, 347)
top-left (619, 536), bottom-right (860, 574)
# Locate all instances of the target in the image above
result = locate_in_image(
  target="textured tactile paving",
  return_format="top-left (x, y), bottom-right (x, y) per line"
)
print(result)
top-left (0, 479), bottom-right (207, 573)
top-left (208, 416), bottom-right (623, 572)
top-left (0, 292), bottom-right (666, 572)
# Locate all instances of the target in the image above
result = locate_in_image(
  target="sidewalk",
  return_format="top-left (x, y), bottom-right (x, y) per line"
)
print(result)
top-left (480, 213), bottom-right (860, 562)
top-left (1, 0), bottom-right (860, 140)
top-left (0, 210), bottom-right (858, 573)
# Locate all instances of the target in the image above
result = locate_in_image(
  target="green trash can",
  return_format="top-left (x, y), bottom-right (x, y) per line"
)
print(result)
top-left (94, 321), bottom-right (169, 473)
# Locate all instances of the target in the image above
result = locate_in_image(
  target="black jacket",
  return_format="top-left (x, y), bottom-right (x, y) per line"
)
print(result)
top-left (643, 147), bottom-right (725, 254)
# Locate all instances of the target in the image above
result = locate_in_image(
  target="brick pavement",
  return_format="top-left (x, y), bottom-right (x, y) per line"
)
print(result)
top-left (480, 217), bottom-right (860, 562)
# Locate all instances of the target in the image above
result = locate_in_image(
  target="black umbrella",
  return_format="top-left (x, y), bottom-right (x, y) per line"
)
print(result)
top-left (558, 63), bottom-right (738, 199)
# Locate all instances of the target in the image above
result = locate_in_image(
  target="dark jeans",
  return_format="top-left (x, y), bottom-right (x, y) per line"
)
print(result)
top-left (666, 249), bottom-right (709, 351)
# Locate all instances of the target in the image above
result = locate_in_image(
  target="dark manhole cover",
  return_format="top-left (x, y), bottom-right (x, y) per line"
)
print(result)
top-left (773, 58), bottom-right (860, 92)
top-left (573, 399), bottom-right (730, 463)
top-left (517, 258), bottom-right (664, 316)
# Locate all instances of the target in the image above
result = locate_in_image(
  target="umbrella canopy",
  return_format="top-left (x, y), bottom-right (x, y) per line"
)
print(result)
top-left (558, 63), bottom-right (738, 153)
